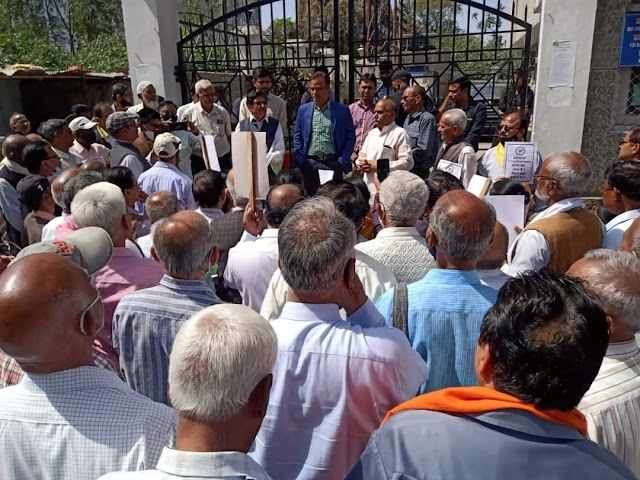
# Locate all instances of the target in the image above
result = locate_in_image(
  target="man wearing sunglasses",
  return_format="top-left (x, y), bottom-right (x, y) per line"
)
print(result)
top-left (618, 127), bottom-right (640, 162)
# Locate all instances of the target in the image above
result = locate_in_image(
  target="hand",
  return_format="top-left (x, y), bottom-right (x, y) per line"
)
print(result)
top-left (186, 120), bottom-right (199, 135)
top-left (341, 273), bottom-right (368, 317)
top-left (367, 159), bottom-right (377, 172)
top-left (441, 95), bottom-right (453, 108)
top-left (356, 160), bottom-right (371, 173)
top-left (243, 205), bottom-right (265, 237)
top-left (137, 190), bottom-right (149, 202)
top-left (514, 225), bottom-right (523, 234)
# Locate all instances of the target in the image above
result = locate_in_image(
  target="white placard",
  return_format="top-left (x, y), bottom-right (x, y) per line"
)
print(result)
top-left (318, 170), bottom-right (334, 185)
top-left (231, 131), bottom-right (269, 201)
top-left (201, 135), bottom-right (220, 172)
top-left (436, 159), bottom-right (463, 180)
top-left (484, 195), bottom-right (526, 249)
top-left (467, 174), bottom-right (492, 198)
top-left (504, 142), bottom-right (536, 183)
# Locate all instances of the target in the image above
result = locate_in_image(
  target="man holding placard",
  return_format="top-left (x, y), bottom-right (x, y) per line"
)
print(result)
top-left (434, 108), bottom-right (476, 187)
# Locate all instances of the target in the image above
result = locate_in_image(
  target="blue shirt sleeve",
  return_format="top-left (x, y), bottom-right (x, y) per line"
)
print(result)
top-left (375, 288), bottom-right (395, 327)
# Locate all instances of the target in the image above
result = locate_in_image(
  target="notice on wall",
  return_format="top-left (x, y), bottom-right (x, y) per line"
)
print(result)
top-left (504, 142), bottom-right (537, 183)
top-left (549, 41), bottom-right (576, 88)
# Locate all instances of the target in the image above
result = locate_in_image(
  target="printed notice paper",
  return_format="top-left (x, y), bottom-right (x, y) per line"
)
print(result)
top-left (504, 142), bottom-right (536, 183)
top-left (201, 135), bottom-right (221, 172)
top-left (484, 195), bottom-right (525, 249)
top-left (436, 159), bottom-right (463, 180)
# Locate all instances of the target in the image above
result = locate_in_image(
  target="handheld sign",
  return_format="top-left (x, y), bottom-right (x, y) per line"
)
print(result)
top-left (436, 159), bottom-right (463, 180)
top-left (466, 174), bottom-right (492, 198)
top-left (484, 195), bottom-right (525, 248)
top-left (504, 142), bottom-right (536, 183)
top-left (231, 132), bottom-right (269, 208)
top-left (318, 170), bottom-right (334, 185)
top-left (201, 135), bottom-right (221, 172)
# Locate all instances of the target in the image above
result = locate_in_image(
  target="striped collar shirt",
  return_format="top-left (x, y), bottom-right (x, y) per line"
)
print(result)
top-left (579, 340), bottom-right (640, 477)
top-left (0, 366), bottom-right (177, 480)
top-left (113, 275), bottom-right (223, 405)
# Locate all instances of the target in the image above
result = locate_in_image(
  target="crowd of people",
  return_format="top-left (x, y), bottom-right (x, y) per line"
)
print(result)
top-left (0, 61), bottom-right (639, 480)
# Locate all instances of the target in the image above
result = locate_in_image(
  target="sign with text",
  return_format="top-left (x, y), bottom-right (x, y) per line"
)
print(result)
top-left (504, 142), bottom-right (536, 183)
top-left (620, 14), bottom-right (640, 67)
top-left (436, 159), bottom-right (463, 180)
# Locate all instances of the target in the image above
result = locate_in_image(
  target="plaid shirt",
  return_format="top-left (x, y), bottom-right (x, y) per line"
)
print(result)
top-left (307, 102), bottom-right (335, 156)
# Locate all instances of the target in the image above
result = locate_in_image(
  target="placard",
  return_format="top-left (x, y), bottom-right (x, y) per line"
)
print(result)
top-left (467, 174), bottom-right (492, 198)
top-left (318, 170), bottom-right (334, 185)
top-left (504, 142), bottom-right (536, 183)
top-left (484, 195), bottom-right (526, 249)
top-left (436, 159), bottom-right (463, 180)
top-left (231, 131), bottom-right (269, 202)
top-left (201, 135), bottom-right (221, 172)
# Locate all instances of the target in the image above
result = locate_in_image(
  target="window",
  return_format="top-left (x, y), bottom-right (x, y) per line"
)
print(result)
top-left (627, 67), bottom-right (640, 114)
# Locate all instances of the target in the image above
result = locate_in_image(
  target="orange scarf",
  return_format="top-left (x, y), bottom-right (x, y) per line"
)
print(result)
top-left (382, 386), bottom-right (587, 436)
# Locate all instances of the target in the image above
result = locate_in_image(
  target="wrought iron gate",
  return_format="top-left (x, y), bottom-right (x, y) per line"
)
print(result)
top-left (177, 0), bottom-right (533, 145)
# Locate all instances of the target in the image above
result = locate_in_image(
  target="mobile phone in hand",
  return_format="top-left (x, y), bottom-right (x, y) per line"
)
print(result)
top-left (377, 158), bottom-right (390, 182)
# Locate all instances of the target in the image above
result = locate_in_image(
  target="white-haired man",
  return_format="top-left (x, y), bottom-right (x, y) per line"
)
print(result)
top-left (356, 171), bottom-right (435, 283)
top-left (113, 211), bottom-right (222, 405)
top-left (434, 108), bottom-right (477, 187)
top-left (127, 81), bottom-right (159, 114)
top-left (568, 250), bottom-right (640, 477)
top-left (99, 304), bottom-right (275, 480)
top-left (180, 79), bottom-right (232, 171)
top-left (136, 191), bottom-right (180, 258)
top-left (250, 197), bottom-right (427, 480)
top-left (507, 152), bottom-right (603, 275)
top-left (71, 182), bottom-right (165, 369)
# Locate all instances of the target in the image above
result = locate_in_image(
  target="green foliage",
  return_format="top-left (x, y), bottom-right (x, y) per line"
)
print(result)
top-left (0, 28), bottom-right (68, 70)
top-left (70, 34), bottom-right (128, 72)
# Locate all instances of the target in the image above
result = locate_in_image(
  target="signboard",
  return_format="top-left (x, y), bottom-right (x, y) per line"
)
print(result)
top-left (619, 14), bottom-right (640, 67)
top-left (436, 159), bottom-right (463, 180)
top-left (504, 142), bottom-right (536, 183)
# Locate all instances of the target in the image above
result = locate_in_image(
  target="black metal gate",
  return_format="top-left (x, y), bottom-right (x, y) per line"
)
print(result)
top-left (177, 0), bottom-right (532, 145)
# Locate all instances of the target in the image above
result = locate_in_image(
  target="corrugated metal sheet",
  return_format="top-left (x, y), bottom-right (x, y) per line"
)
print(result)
top-left (0, 67), bottom-right (128, 80)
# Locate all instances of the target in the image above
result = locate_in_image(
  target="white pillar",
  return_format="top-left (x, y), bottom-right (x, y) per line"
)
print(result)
top-left (531, 0), bottom-right (598, 156)
top-left (121, 0), bottom-right (181, 104)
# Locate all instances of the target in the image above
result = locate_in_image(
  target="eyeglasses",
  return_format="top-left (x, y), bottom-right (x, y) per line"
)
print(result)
top-left (619, 139), bottom-right (636, 146)
top-left (499, 124), bottom-right (518, 132)
top-left (79, 292), bottom-right (101, 335)
top-left (401, 94), bottom-right (419, 102)
top-left (374, 110), bottom-right (390, 115)
top-left (535, 175), bottom-right (557, 183)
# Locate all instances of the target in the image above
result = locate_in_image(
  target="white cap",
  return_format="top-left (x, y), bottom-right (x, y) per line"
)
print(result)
top-left (153, 132), bottom-right (181, 159)
top-left (68, 116), bottom-right (98, 133)
top-left (136, 81), bottom-right (153, 95)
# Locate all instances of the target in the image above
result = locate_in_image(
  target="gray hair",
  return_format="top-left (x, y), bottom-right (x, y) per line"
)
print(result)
top-left (39, 119), bottom-right (67, 143)
top-left (631, 229), bottom-right (640, 255)
top-left (169, 304), bottom-right (277, 422)
top-left (442, 108), bottom-right (467, 131)
top-left (380, 171), bottom-right (429, 227)
top-left (62, 171), bottom-right (104, 212)
top-left (546, 152), bottom-right (592, 197)
top-left (226, 173), bottom-right (248, 208)
top-left (151, 211), bottom-right (216, 276)
top-left (145, 191), bottom-right (180, 224)
top-left (71, 182), bottom-right (127, 238)
top-left (582, 249), bottom-right (640, 332)
top-left (195, 79), bottom-right (214, 95)
top-left (278, 197), bottom-right (356, 294)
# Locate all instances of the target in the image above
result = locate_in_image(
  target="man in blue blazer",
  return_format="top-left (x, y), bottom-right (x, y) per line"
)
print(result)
top-left (293, 72), bottom-right (355, 195)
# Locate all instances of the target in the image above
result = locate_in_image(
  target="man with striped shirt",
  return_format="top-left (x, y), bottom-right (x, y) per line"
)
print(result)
top-left (113, 211), bottom-right (222, 405)
top-left (568, 250), bottom-right (640, 477)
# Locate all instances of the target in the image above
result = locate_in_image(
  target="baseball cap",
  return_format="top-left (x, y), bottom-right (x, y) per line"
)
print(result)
top-left (106, 111), bottom-right (139, 133)
top-left (13, 226), bottom-right (114, 275)
top-left (136, 80), bottom-right (153, 95)
top-left (391, 69), bottom-right (411, 81)
top-left (16, 175), bottom-right (49, 210)
top-left (68, 116), bottom-right (98, 133)
top-left (153, 132), bottom-right (181, 159)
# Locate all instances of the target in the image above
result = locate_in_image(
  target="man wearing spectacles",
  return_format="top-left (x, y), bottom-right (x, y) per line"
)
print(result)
top-left (401, 85), bottom-right (438, 179)
top-left (618, 127), bottom-right (640, 162)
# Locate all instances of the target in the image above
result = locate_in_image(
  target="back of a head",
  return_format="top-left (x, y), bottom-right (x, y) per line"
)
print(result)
top-left (112, 82), bottom-right (129, 100)
top-left (279, 197), bottom-right (355, 294)
top-left (2, 134), bottom-right (29, 160)
top-left (151, 210), bottom-right (215, 276)
top-left (61, 171), bottom-right (103, 212)
top-left (426, 170), bottom-right (464, 210)
top-left (169, 304), bottom-right (277, 422)
top-left (105, 166), bottom-right (135, 191)
top-left (145, 191), bottom-right (180, 224)
top-left (265, 183), bottom-right (305, 228)
top-left (39, 119), bottom-right (67, 143)
top-left (478, 270), bottom-right (609, 410)
top-left (71, 104), bottom-right (91, 118)
top-left (380, 171), bottom-right (429, 227)
top-left (316, 180), bottom-right (368, 228)
top-left (607, 161), bottom-right (640, 202)
top-left (430, 190), bottom-right (496, 261)
top-left (22, 140), bottom-right (49, 174)
top-left (51, 168), bottom-right (80, 210)
top-left (71, 182), bottom-right (126, 238)
top-left (489, 179), bottom-right (531, 206)
top-left (477, 221), bottom-right (509, 270)
top-left (621, 218), bottom-right (640, 254)
top-left (193, 170), bottom-right (226, 208)
top-left (275, 168), bottom-right (306, 194)
top-left (138, 108), bottom-right (160, 124)
top-left (546, 151), bottom-right (592, 197)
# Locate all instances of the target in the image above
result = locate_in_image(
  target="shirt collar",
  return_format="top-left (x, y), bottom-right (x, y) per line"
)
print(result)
top-left (156, 448), bottom-right (272, 479)
top-left (21, 366), bottom-right (126, 394)
top-left (314, 101), bottom-right (331, 112)
top-left (476, 268), bottom-right (504, 278)
top-left (280, 302), bottom-right (341, 322)
top-left (422, 268), bottom-right (482, 285)
top-left (32, 210), bottom-right (56, 221)
top-left (249, 114), bottom-right (268, 125)
top-left (605, 209), bottom-right (640, 229)
top-left (71, 139), bottom-right (89, 153)
top-left (408, 108), bottom-right (426, 120)
top-left (153, 161), bottom-right (181, 173)
top-left (3, 159), bottom-right (30, 175)
top-left (197, 207), bottom-right (225, 220)
top-left (376, 226), bottom-right (422, 239)
top-left (51, 147), bottom-right (72, 160)
top-left (378, 122), bottom-right (396, 134)
top-left (605, 339), bottom-right (640, 360)
top-left (159, 274), bottom-right (217, 295)
top-left (357, 100), bottom-right (374, 111)
top-left (259, 228), bottom-right (279, 239)
top-left (530, 197), bottom-right (585, 224)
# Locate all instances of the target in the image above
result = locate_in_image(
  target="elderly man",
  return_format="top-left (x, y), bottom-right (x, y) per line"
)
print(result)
top-left (238, 67), bottom-right (287, 128)
top-left (180, 79), bottom-right (232, 171)
top-left (225, 183), bottom-right (304, 311)
top-left (294, 71), bottom-right (356, 196)
top-left (477, 221), bottom-right (510, 290)
top-left (260, 180), bottom-right (397, 321)
top-left (349, 74), bottom-right (377, 160)
top-left (434, 108), bottom-right (477, 187)
top-left (356, 171), bottom-right (434, 283)
top-left (377, 190), bottom-right (497, 393)
top-left (250, 197), bottom-right (427, 480)
top-left (136, 191), bottom-right (180, 258)
top-left (40, 119), bottom-right (82, 170)
top-left (356, 98), bottom-right (414, 199)
top-left (621, 217), bottom-right (640, 253)
top-left (193, 170), bottom-right (227, 222)
top-left (508, 152), bottom-right (603, 275)
top-left (127, 81), bottom-right (159, 114)
top-left (107, 111), bottom-right (151, 179)
top-left (113, 211), bottom-right (221, 405)
top-left (349, 270), bottom-right (634, 480)
top-left (0, 134), bottom-right (30, 244)
top-left (601, 162), bottom-right (640, 249)
top-left (567, 250), bottom-right (640, 477)
top-left (9, 113), bottom-right (31, 136)
top-left (112, 82), bottom-right (134, 112)
top-left (40, 167), bottom-right (79, 241)
top-left (401, 85), bottom-right (438, 178)
top-left (72, 182), bottom-right (165, 368)
top-left (138, 133), bottom-right (195, 210)
top-left (100, 305), bottom-right (275, 480)
top-left (437, 76), bottom-right (487, 151)
top-left (0, 251), bottom-right (176, 479)
top-left (22, 139), bottom-right (61, 178)
top-left (68, 116), bottom-right (111, 165)
top-left (618, 126), bottom-right (640, 162)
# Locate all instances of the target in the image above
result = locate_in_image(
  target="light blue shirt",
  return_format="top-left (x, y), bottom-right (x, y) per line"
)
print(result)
top-left (376, 269), bottom-right (497, 393)
top-left (138, 161), bottom-right (195, 210)
top-left (249, 300), bottom-right (428, 480)
top-left (603, 209), bottom-right (640, 250)
top-left (113, 275), bottom-right (222, 405)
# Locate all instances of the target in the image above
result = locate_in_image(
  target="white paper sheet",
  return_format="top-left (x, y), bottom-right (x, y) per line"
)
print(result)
top-left (549, 41), bottom-right (576, 88)
top-left (318, 170), bottom-right (335, 185)
top-left (201, 135), bottom-right (221, 172)
top-left (231, 131), bottom-right (269, 200)
top-left (467, 174), bottom-right (492, 198)
top-left (504, 142), bottom-right (537, 183)
top-left (436, 159), bottom-right (463, 180)
top-left (484, 195), bottom-right (526, 249)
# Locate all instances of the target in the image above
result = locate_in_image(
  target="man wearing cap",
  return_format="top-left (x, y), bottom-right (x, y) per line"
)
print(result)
top-left (16, 175), bottom-right (55, 245)
top-left (127, 81), bottom-right (159, 114)
top-left (0, 236), bottom-right (176, 479)
top-left (138, 133), bottom-right (196, 210)
top-left (388, 69), bottom-right (412, 125)
top-left (68, 116), bottom-right (111, 166)
top-left (376, 59), bottom-right (394, 99)
top-left (107, 111), bottom-right (151, 179)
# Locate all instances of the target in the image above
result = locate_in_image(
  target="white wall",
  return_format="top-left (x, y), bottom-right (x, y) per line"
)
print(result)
top-left (121, 0), bottom-right (181, 104)
top-left (531, 0), bottom-right (598, 156)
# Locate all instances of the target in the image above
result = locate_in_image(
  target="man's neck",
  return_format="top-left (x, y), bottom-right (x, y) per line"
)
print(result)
top-left (436, 253), bottom-right (477, 271)
top-left (174, 415), bottom-right (253, 454)
top-left (288, 289), bottom-right (339, 306)
top-left (53, 144), bottom-right (69, 154)
top-left (315, 99), bottom-right (329, 109)
top-left (170, 271), bottom-right (205, 281)
top-left (252, 114), bottom-right (266, 123)
top-left (359, 98), bottom-right (373, 108)
top-left (622, 199), bottom-right (640, 212)
top-left (201, 102), bottom-right (214, 113)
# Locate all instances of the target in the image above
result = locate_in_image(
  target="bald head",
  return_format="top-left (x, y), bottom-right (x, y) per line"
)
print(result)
top-left (620, 218), bottom-right (640, 254)
top-left (266, 183), bottom-right (305, 228)
top-left (428, 190), bottom-right (496, 264)
top-left (145, 191), bottom-right (180, 224)
top-left (0, 254), bottom-right (100, 372)
top-left (1, 134), bottom-right (30, 165)
top-left (477, 221), bottom-right (509, 270)
top-left (80, 159), bottom-right (107, 175)
top-left (374, 99), bottom-right (397, 128)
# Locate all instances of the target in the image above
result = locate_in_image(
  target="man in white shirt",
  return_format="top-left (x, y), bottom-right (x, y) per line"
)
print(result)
top-left (250, 196), bottom-right (427, 480)
top-left (356, 171), bottom-right (435, 283)
top-left (136, 191), bottom-right (180, 258)
top-left (601, 162), bottom-right (640, 249)
top-left (507, 152), bottom-right (603, 275)
top-left (477, 221), bottom-right (510, 290)
top-left (569, 250), bottom-right (640, 477)
top-left (127, 81), bottom-right (159, 114)
top-left (225, 183), bottom-right (304, 311)
top-left (238, 67), bottom-right (288, 132)
top-left (68, 116), bottom-right (111, 165)
top-left (434, 108), bottom-right (477, 187)
top-left (176, 85), bottom-right (198, 121)
top-left (356, 97), bottom-right (413, 200)
top-left (40, 118), bottom-right (83, 170)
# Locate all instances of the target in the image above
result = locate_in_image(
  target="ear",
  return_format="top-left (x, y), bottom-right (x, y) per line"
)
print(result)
top-left (633, 143), bottom-right (640, 157)
top-left (343, 257), bottom-right (357, 290)
top-left (209, 246), bottom-right (220, 266)
top-left (122, 214), bottom-right (132, 237)
top-left (474, 342), bottom-right (494, 386)
top-left (150, 246), bottom-right (160, 263)
top-left (606, 314), bottom-right (615, 340)
top-left (375, 202), bottom-right (385, 224)
top-left (248, 374), bottom-right (273, 419)
top-left (426, 227), bottom-right (438, 249)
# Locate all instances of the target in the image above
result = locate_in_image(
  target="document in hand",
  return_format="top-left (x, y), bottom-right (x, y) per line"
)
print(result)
top-left (201, 135), bottom-right (221, 171)
top-left (232, 131), bottom-right (269, 206)
top-left (467, 174), bottom-right (492, 198)
top-left (484, 195), bottom-right (525, 248)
